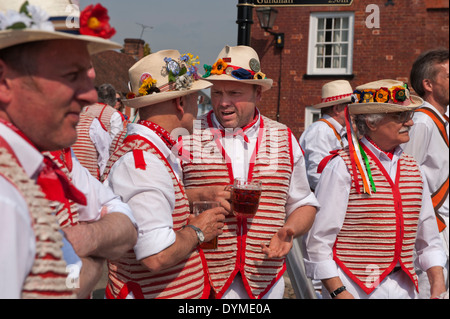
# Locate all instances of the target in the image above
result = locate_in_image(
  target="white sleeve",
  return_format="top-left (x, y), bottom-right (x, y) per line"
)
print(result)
top-left (285, 134), bottom-right (320, 217)
top-left (70, 150), bottom-right (137, 228)
top-left (304, 155), bottom-right (351, 280)
top-left (0, 179), bottom-right (35, 299)
top-left (109, 112), bottom-right (124, 141)
top-left (104, 151), bottom-right (177, 260)
top-left (89, 118), bottom-right (112, 176)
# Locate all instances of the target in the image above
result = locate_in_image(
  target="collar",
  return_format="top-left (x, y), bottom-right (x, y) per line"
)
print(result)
top-left (127, 123), bottom-right (172, 159)
top-left (210, 108), bottom-right (261, 142)
top-left (322, 114), bottom-right (346, 137)
top-left (423, 101), bottom-right (449, 125)
top-left (0, 121), bottom-right (44, 180)
top-left (361, 136), bottom-right (402, 161)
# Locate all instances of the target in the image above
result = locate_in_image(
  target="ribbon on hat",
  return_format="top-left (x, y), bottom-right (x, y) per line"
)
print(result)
top-left (344, 107), bottom-right (375, 195)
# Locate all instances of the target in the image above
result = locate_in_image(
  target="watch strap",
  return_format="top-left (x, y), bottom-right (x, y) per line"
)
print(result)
top-left (183, 224), bottom-right (204, 244)
top-left (330, 286), bottom-right (346, 298)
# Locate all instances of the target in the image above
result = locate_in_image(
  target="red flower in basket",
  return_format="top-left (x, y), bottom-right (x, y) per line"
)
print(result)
top-left (80, 4), bottom-right (116, 39)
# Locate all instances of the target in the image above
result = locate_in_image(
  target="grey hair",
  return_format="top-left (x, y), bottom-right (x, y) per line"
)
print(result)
top-left (97, 83), bottom-right (117, 107)
top-left (353, 113), bottom-right (385, 136)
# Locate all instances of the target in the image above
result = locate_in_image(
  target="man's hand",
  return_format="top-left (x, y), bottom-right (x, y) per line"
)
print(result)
top-left (261, 226), bottom-right (295, 258)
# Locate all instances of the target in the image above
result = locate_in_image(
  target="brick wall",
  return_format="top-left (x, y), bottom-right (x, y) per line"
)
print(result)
top-left (251, 0), bottom-right (449, 139)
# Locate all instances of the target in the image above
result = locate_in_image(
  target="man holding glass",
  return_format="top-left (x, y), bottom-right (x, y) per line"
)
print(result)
top-left (102, 50), bottom-right (227, 299)
top-left (182, 45), bottom-right (319, 299)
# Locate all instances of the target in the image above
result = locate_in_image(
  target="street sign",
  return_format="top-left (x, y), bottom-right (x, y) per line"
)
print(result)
top-left (252, 0), bottom-right (353, 6)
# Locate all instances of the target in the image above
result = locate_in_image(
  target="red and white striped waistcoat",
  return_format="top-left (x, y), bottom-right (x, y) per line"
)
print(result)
top-left (335, 145), bottom-right (422, 294)
top-left (182, 114), bottom-right (294, 299)
top-left (72, 103), bottom-right (122, 179)
top-left (0, 141), bottom-right (75, 299)
top-left (102, 135), bottom-right (209, 299)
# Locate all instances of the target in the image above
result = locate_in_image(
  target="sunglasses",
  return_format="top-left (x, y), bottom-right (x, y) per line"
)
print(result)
top-left (388, 111), bottom-right (414, 123)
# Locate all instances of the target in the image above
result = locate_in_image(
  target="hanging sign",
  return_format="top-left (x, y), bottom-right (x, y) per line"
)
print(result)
top-left (252, 0), bottom-right (353, 6)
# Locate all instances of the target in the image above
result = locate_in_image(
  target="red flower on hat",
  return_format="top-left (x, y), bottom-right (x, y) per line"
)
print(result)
top-left (80, 4), bottom-right (116, 39)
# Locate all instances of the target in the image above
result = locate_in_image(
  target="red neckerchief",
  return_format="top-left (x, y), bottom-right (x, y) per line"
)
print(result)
top-left (0, 118), bottom-right (87, 206)
top-left (138, 120), bottom-right (177, 149)
top-left (364, 135), bottom-right (395, 160)
top-left (212, 109), bottom-right (260, 143)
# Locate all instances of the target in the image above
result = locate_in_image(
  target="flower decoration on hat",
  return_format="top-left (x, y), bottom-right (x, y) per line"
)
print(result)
top-left (351, 83), bottom-right (413, 106)
top-left (375, 87), bottom-right (390, 103)
top-left (138, 75), bottom-right (159, 96)
top-left (211, 59), bottom-right (228, 75)
top-left (0, 1), bottom-right (53, 31)
top-left (164, 53), bottom-right (201, 91)
top-left (390, 85), bottom-right (408, 103)
top-left (80, 3), bottom-right (116, 39)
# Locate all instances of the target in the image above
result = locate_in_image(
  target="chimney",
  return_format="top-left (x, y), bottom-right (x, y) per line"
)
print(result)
top-left (123, 38), bottom-right (145, 61)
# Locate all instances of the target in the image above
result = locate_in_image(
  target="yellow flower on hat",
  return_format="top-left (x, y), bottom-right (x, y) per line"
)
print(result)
top-left (361, 89), bottom-right (376, 103)
top-left (375, 87), bottom-right (389, 103)
top-left (139, 76), bottom-right (158, 96)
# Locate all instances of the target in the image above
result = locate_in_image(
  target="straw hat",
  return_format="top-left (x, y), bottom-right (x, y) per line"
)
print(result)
top-left (0, 0), bottom-right (121, 54)
top-left (348, 79), bottom-right (423, 114)
top-left (202, 45), bottom-right (273, 92)
top-left (123, 50), bottom-right (212, 108)
top-left (313, 80), bottom-right (353, 109)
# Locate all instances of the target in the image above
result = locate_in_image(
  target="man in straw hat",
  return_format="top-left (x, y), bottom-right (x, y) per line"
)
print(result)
top-left (0, 0), bottom-right (137, 298)
top-left (300, 80), bottom-right (353, 190)
top-left (304, 79), bottom-right (447, 299)
top-left (102, 50), bottom-right (228, 299)
top-left (181, 45), bottom-right (319, 299)
top-left (403, 49), bottom-right (449, 298)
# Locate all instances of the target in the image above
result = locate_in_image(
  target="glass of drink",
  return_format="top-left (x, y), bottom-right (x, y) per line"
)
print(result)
top-left (192, 201), bottom-right (220, 249)
top-left (231, 178), bottom-right (262, 218)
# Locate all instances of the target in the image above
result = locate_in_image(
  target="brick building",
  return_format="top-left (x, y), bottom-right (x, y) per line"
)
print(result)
top-left (250, 0), bottom-right (449, 139)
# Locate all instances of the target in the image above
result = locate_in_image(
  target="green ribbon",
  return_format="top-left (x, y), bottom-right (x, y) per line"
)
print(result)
top-left (358, 144), bottom-right (377, 193)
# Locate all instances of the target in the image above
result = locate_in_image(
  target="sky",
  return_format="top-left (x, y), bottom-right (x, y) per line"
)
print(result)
top-left (80, 0), bottom-right (240, 66)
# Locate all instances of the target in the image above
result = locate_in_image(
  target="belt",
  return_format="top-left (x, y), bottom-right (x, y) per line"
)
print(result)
top-left (388, 267), bottom-right (402, 276)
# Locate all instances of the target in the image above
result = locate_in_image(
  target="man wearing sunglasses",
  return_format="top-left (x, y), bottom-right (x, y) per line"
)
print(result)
top-left (304, 79), bottom-right (446, 299)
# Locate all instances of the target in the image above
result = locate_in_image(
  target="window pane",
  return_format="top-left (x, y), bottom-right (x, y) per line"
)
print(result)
top-left (326, 18), bottom-right (332, 30)
top-left (325, 31), bottom-right (332, 42)
top-left (325, 57), bottom-right (331, 68)
top-left (316, 57), bottom-right (324, 68)
top-left (333, 57), bottom-right (340, 68)
top-left (341, 44), bottom-right (348, 55)
top-left (342, 30), bottom-right (348, 42)
top-left (317, 31), bottom-right (324, 42)
top-left (325, 44), bottom-right (332, 55)
top-left (342, 17), bottom-right (349, 29)
top-left (333, 44), bottom-right (341, 55)
top-left (317, 45), bottom-right (324, 56)
top-left (318, 18), bottom-right (325, 30)
top-left (333, 31), bottom-right (341, 42)
top-left (334, 18), bottom-right (341, 29)
top-left (341, 57), bottom-right (348, 68)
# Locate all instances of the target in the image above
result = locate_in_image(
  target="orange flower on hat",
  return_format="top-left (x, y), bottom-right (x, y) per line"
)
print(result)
top-left (375, 87), bottom-right (389, 103)
top-left (211, 59), bottom-right (228, 75)
top-left (80, 3), bottom-right (116, 39)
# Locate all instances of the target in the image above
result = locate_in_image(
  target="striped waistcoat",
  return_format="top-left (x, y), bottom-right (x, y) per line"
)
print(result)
top-left (335, 145), bottom-right (422, 294)
top-left (72, 103), bottom-right (120, 179)
top-left (102, 135), bottom-right (209, 299)
top-left (0, 143), bottom-right (75, 299)
top-left (182, 114), bottom-right (294, 299)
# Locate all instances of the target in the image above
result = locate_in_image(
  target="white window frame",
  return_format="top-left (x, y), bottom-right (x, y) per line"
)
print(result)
top-left (307, 12), bottom-right (355, 76)
top-left (304, 106), bottom-right (322, 129)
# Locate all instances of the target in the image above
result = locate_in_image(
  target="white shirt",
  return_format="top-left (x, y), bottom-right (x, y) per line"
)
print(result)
top-left (104, 123), bottom-right (180, 261)
top-left (299, 114), bottom-right (347, 190)
top-left (210, 112), bottom-right (319, 217)
top-left (304, 138), bottom-right (447, 290)
top-left (0, 122), bottom-right (136, 298)
top-left (402, 102), bottom-right (449, 221)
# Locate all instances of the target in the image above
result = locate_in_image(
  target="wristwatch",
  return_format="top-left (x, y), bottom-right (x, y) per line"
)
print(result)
top-left (183, 224), bottom-right (205, 245)
top-left (330, 286), bottom-right (346, 298)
